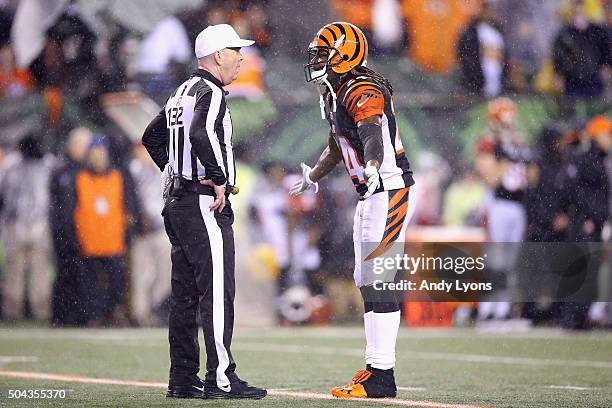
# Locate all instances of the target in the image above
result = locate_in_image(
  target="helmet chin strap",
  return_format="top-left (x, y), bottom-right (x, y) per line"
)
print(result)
top-left (315, 74), bottom-right (337, 120)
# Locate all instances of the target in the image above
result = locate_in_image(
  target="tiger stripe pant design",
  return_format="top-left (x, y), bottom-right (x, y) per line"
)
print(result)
top-left (353, 188), bottom-right (415, 288)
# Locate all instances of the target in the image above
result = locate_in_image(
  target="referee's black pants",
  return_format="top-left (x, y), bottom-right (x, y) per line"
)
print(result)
top-left (162, 191), bottom-right (237, 388)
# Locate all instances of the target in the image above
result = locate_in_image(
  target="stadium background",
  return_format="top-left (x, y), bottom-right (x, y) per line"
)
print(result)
top-left (0, 1), bottom-right (611, 406)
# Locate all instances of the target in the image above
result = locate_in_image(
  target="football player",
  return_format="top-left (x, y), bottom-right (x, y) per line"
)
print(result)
top-left (289, 22), bottom-right (415, 399)
top-left (474, 97), bottom-right (536, 319)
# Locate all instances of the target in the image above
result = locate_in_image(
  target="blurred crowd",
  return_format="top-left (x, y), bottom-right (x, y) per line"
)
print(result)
top-left (0, 128), bottom-right (167, 326)
top-left (331, 0), bottom-right (612, 99)
top-left (1, 1), bottom-right (610, 116)
top-left (0, 0), bottom-right (610, 328)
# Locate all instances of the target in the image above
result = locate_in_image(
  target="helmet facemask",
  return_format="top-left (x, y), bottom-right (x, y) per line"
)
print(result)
top-left (305, 45), bottom-right (344, 118)
top-left (304, 44), bottom-right (343, 119)
top-left (304, 45), bottom-right (343, 83)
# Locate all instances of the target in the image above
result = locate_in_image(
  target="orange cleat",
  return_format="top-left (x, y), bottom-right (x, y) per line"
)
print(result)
top-left (331, 370), bottom-right (372, 398)
top-left (331, 368), bottom-right (397, 399)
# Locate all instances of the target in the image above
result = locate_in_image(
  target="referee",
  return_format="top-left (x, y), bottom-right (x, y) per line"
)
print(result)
top-left (142, 24), bottom-right (266, 400)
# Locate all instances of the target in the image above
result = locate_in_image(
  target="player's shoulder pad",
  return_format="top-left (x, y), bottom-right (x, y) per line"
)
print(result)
top-left (338, 76), bottom-right (385, 123)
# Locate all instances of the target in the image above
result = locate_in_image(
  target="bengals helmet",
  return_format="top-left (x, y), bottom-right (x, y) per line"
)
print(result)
top-left (305, 22), bottom-right (369, 83)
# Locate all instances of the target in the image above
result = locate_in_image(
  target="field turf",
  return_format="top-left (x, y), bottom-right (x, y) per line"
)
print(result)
top-left (0, 326), bottom-right (611, 407)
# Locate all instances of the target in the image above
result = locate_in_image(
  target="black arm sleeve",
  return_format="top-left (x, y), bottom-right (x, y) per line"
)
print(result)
top-left (189, 90), bottom-right (227, 186)
top-left (141, 108), bottom-right (168, 171)
top-left (357, 123), bottom-right (384, 165)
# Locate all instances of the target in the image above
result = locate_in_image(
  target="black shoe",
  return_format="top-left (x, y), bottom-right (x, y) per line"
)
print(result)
top-left (361, 367), bottom-right (397, 398)
top-left (205, 379), bottom-right (267, 399)
top-left (166, 377), bottom-right (207, 399)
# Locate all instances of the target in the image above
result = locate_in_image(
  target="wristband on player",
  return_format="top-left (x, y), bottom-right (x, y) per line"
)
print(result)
top-left (303, 164), bottom-right (319, 193)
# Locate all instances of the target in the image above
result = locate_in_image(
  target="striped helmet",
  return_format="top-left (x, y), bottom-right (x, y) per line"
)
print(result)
top-left (305, 22), bottom-right (369, 82)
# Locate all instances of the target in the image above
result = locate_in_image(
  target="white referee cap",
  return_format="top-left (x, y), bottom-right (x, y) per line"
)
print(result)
top-left (195, 24), bottom-right (255, 58)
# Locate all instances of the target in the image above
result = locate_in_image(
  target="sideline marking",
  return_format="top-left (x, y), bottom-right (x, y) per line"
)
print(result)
top-left (398, 386), bottom-right (428, 392)
top-left (0, 370), bottom-right (490, 408)
top-left (546, 385), bottom-right (596, 391)
top-left (0, 356), bottom-right (38, 364)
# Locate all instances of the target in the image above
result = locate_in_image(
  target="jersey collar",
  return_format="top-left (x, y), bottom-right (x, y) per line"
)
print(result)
top-left (194, 68), bottom-right (224, 90)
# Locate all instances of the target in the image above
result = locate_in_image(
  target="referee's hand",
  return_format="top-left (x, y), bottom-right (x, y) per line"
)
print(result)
top-left (200, 179), bottom-right (226, 212)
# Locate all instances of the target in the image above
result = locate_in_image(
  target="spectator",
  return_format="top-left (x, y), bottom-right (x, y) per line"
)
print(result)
top-left (411, 151), bottom-right (451, 225)
top-left (474, 98), bottom-right (535, 320)
top-left (318, 173), bottom-right (362, 322)
top-left (135, 16), bottom-right (191, 105)
top-left (371, 0), bottom-right (404, 55)
top-left (247, 3), bottom-right (272, 52)
top-left (225, 17), bottom-right (266, 101)
top-left (567, 115), bottom-right (611, 241)
top-left (73, 135), bottom-right (137, 326)
top-left (442, 168), bottom-right (486, 227)
top-left (404, 0), bottom-right (480, 74)
top-left (552, 0), bottom-right (611, 99)
top-left (558, 116), bottom-right (611, 329)
top-left (50, 127), bottom-right (92, 326)
top-left (282, 171), bottom-right (324, 323)
top-left (492, 0), bottom-right (561, 91)
top-left (31, 10), bottom-right (98, 105)
top-left (250, 162), bottom-right (322, 323)
top-left (96, 25), bottom-right (132, 93)
top-left (0, 44), bottom-right (34, 99)
top-left (457, 0), bottom-right (510, 97)
top-left (0, 133), bottom-right (55, 321)
top-left (129, 143), bottom-right (171, 326)
top-left (137, 16), bottom-right (193, 105)
top-left (250, 163), bottom-right (322, 323)
top-left (332, 0), bottom-right (404, 56)
top-left (249, 162), bottom-right (291, 294)
top-left (206, 6), bottom-right (228, 26)
top-left (525, 124), bottom-right (568, 242)
top-left (0, 9), bottom-right (10, 49)
top-left (24, 10), bottom-right (98, 127)
top-left (331, 0), bottom-right (374, 35)
top-left (521, 124), bottom-right (566, 323)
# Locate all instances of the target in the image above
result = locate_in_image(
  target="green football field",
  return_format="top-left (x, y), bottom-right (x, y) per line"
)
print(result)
top-left (0, 326), bottom-right (611, 407)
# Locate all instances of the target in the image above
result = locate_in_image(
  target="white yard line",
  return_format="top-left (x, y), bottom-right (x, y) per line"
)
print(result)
top-left (0, 329), bottom-right (168, 341)
top-left (546, 385), bottom-right (597, 391)
top-left (397, 387), bottom-right (428, 392)
top-left (0, 356), bottom-right (39, 364)
top-left (0, 370), bottom-right (490, 408)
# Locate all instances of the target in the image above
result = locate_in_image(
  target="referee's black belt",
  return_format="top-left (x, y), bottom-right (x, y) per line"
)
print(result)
top-left (172, 177), bottom-right (236, 197)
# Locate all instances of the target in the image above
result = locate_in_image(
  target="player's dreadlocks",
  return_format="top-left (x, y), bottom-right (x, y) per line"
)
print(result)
top-left (352, 66), bottom-right (394, 95)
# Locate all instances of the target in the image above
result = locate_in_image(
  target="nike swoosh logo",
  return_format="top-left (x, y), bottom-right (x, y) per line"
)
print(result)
top-left (356, 97), bottom-right (369, 108)
top-left (192, 385), bottom-right (205, 392)
top-left (219, 385), bottom-right (231, 392)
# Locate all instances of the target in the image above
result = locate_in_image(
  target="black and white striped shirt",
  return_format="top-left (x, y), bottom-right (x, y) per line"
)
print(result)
top-left (142, 69), bottom-right (234, 187)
